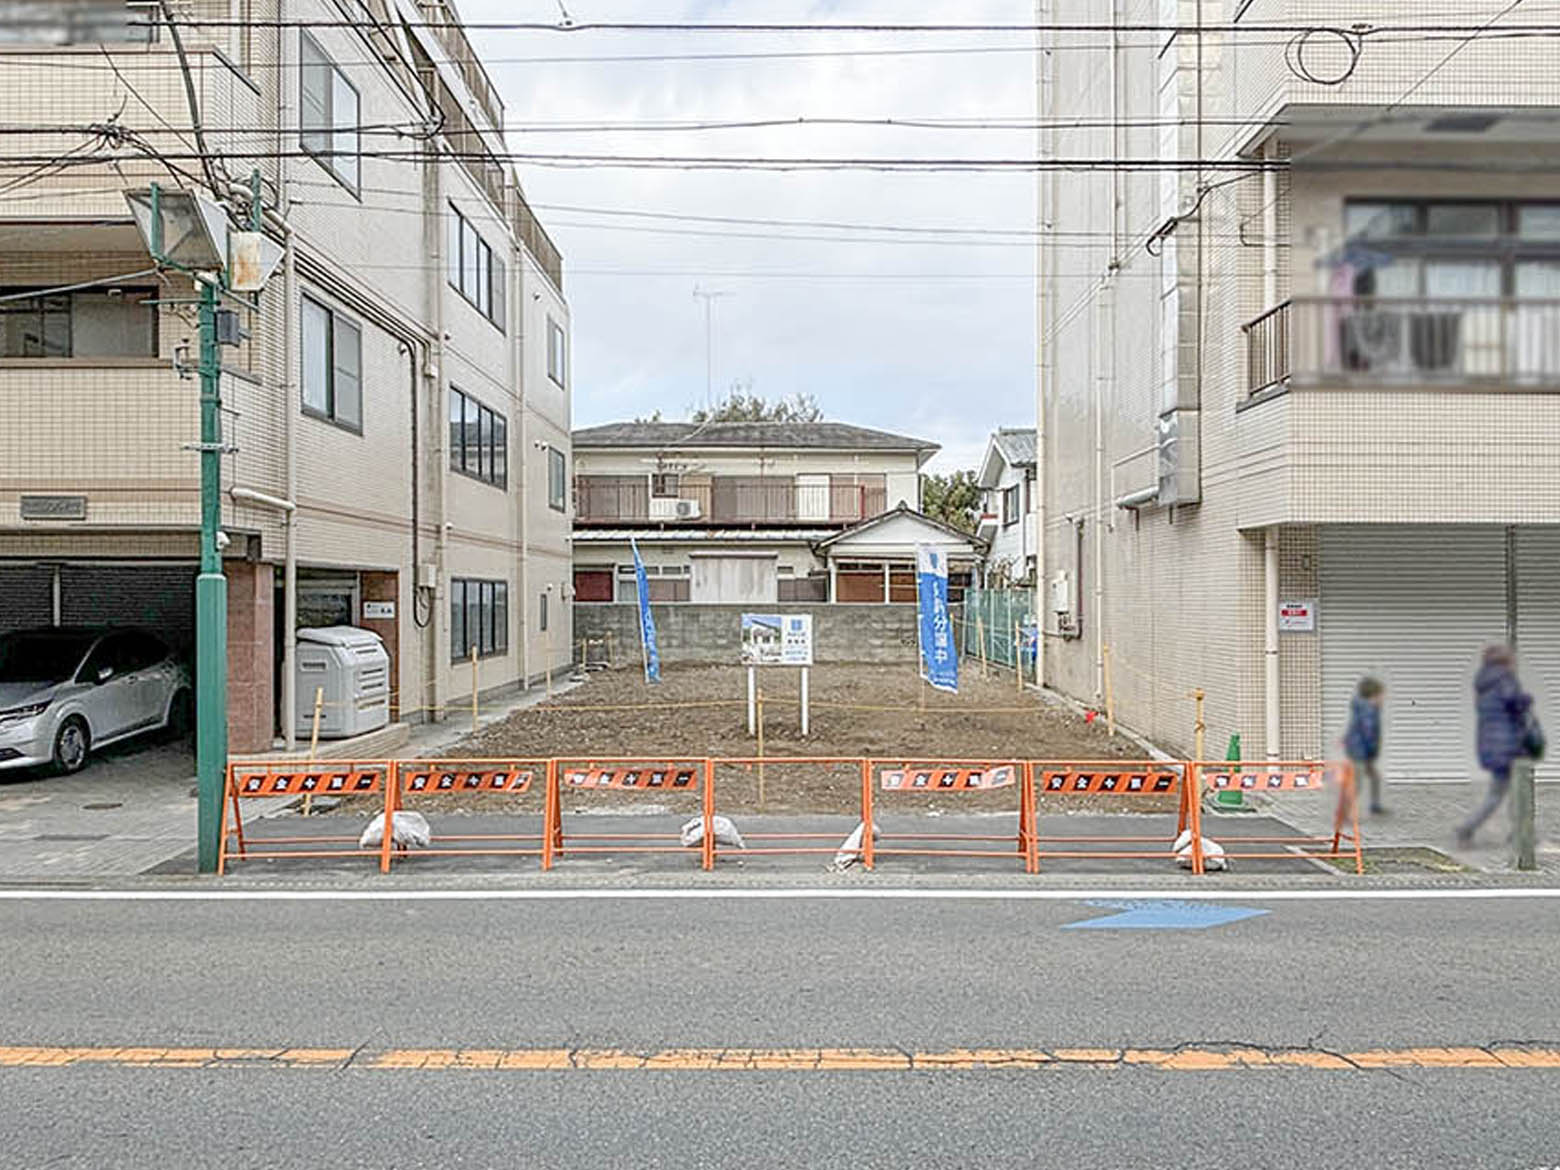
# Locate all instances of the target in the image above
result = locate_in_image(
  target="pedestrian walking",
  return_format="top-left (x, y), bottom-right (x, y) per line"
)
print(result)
top-left (1342, 676), bottom-right (1386, 815)
top-left (1457, 645), bottom-right (1543, 847)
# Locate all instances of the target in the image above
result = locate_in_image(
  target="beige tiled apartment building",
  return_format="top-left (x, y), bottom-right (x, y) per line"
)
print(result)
top-left (0, 0), bottom-right (572, 751)
top-left (1039, 0), bottom-right (1560, 782)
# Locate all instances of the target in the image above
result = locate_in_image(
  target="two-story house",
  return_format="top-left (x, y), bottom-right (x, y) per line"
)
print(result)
top-left (0, 0), bottom-right (571, 754)
top-left (976, 428), bottom-right (1037, 586)
top-left (571, 421), bottom-right (982, 608)
top-left (1037, 0), bottom-right (1560, 784)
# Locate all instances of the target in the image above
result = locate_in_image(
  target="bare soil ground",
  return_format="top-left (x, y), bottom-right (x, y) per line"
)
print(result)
top-left (349, 663), bottom-right (1167, 817)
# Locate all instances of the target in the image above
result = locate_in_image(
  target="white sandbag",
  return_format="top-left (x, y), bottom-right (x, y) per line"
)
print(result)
top-left (358, 810), bottom-right (432, 850)
top-left (831, 821), bottom-right (881, 870)
top-left (680, 815), bottom-right (745, 849)
top-left (1174, 832), bottom-right (1228, 871)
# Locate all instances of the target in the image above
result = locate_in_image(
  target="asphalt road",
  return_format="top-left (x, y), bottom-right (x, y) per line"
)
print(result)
top-left (3, 892), bottom-right (1559, 1168)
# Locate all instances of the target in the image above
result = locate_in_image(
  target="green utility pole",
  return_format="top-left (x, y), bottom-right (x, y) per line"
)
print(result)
top-left (194, 273), bottom-right (227, 875)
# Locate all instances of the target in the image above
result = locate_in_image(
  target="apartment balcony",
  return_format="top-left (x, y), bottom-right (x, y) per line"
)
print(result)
top-left (1236, 297), bottom-right (1560, 528)
top-left (1245, 297), bottom-right (1560, 394)
top-left (574, 476), bottom-right (886, 526)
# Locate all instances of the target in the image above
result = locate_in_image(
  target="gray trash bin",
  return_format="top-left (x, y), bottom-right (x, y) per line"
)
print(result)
top-left (294, 626), bottom-right (391, 739)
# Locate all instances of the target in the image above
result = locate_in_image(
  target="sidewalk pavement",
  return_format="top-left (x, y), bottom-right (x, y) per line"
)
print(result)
top-left (1255, 781), bottom-right (1560, 876)
top-left (0, 675), bottom-right (582, 882)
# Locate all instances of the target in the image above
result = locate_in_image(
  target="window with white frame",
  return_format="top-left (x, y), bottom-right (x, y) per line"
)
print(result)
top-left (301, 295), bottom-right (362, 430)
top-left (299, 32), bottom-right (359, 192)
top-left (547, 317), bottom-right (567, 386)
top-left (616, 563), bottom-right (690, 603)
top-left (448, 387), bottom-right (506, 488)
top-left (1002, 484), bottom-right (1020, 527)
top-left (450, 578), bottom-right (508, 661)
top-left (445, 203), bottom-right (506, 328)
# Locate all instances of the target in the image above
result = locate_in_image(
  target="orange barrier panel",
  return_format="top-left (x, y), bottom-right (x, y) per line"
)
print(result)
top-left (383, 758), bottom-right (551, 873)
top-left (1028, 760), bottom-right (1200, 873)
top-left (707, 757), bottom-right (867, 864)
top-left (1194, 760), bottom-right (1362, 874)
top-left (551, 759), bottom-right (714, 870)
top-left (865, 758), bottom-right (1033, 872)
top-left (219, 759), bottom-right (391, 873)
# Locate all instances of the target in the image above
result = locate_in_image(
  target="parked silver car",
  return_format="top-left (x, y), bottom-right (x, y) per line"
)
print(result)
top-left (0, 628), bottom-right (191, 775)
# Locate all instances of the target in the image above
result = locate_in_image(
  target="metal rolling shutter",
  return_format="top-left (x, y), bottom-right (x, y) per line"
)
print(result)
top-left (0, 566), bottom-right (54, 633)
top-left (1517, 527), bottom-right (1560, 783)
top-left (60, 565), bottom-right (197, 656)
top-left (1321, 527), bottom-right (1505, 783)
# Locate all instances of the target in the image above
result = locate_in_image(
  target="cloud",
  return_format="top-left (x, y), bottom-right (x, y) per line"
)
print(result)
top-left (463, 0), bottom-right (1036, 473)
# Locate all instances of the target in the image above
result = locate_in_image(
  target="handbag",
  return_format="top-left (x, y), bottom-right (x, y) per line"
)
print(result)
top-left (1523, 714), bottom-right (1547, 762)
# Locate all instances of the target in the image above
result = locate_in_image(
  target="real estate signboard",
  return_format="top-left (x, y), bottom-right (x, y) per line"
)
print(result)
top-left (740, 613), bottom-right (814, 666)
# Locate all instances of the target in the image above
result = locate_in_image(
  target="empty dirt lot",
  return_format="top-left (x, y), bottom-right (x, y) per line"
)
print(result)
top-left (374, 663), bottom-right (1161, 816)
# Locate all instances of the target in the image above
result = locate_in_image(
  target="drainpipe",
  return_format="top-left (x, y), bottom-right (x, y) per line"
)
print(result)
top-left (427, 147), bottom-right (448, 720)
top-left (1262, 143), bottom-right (1278, 309)
top-left (1032, 0), bottom-right (1048, 686)
top-left (1092, 285), bottom-right (1108, 703)
top-left (280, 227), bottom-right (297, 750)
top-left (1264, 528), bottom-right (1280, 761)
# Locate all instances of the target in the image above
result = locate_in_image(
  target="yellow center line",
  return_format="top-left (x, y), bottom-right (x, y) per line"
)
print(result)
top-left (1, 1045), bottom-right (1558, 1071)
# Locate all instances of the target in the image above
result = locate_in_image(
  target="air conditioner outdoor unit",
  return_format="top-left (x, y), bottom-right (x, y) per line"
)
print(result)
top-left (674, 498), bottom-right (701, 519)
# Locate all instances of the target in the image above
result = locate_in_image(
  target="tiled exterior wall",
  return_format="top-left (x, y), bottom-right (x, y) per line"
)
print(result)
top-left (0, 0), bottom-right (571, 732)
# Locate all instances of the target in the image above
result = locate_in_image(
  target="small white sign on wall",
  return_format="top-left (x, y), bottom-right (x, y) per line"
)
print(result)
top-left (362, 601), bottom-right (396, 621)
top-left (1278, 599), bottom-right (1317, 633)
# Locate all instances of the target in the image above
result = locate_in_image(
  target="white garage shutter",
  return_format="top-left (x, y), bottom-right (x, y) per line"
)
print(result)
top-left (1321, 527), bottom-right (1505, 783)
top-left (690, 555), bottom-right (777, 605)
top-left (0, 566), bottom-right (55, 633)
top-left (1517, 527), bottom-right (1560, 783)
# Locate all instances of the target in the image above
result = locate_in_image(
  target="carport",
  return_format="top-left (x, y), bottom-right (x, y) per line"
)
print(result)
top-left (0, 561), bottom-right (196, 653)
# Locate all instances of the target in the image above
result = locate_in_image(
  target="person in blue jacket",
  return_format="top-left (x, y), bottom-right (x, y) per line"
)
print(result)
top-left (1457, 645), bottom-right (1540, 847)
top-left (1342, 676), bottom-right (1386, 815)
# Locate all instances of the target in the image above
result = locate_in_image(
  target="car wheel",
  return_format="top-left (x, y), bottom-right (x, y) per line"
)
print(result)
top-left (165, 689), bottom-right (193, 740)
top-left (52, 718), bottom-right (90, 775)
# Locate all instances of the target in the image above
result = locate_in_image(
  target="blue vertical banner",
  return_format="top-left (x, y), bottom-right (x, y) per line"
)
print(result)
top-left (631, 539), bottom-right (661, 683)
top-left (916, 544), bottom-right (958, 693)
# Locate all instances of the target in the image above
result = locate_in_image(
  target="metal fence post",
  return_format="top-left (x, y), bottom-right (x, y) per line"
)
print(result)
top-left (1512, 757), bottom-right (1537, 872)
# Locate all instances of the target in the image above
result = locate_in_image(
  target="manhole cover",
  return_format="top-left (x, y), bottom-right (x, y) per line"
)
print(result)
top-left (82, 802), bottom-right (122, 811)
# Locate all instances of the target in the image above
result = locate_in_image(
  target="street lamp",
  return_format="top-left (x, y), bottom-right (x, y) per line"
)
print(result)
top-left (126, 179), bottom-right (279, 874)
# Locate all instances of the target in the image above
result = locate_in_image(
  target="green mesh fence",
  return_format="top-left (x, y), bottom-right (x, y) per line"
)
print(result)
top-left (959, 588), bottom-right (1037, 670)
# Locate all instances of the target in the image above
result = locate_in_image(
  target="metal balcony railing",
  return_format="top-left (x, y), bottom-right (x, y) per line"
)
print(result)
top-left (1244, 297), bottom-right (1560, 394)
top-left (574, 476), bottom-right (886, 525)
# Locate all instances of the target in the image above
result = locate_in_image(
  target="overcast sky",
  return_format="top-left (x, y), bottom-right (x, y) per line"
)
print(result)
top-left (462, 1), bottom-right (1037, 474)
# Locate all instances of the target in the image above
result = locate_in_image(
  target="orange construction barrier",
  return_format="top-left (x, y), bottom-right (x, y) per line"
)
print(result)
top-left (218, 759), bottom-right (391, 873)
top-left (550, 758), bottom-right (714, 870)
top-left (1194, 759), bottom-right (1362, 874)
top-left (1028, 760), bottom-right (1200, 873)
top-left (707, 756), bottom-right (867, 864)
top-left (382, 758), bottom-right (551, 872)
top-left (865, 758), bottom-right (1033, 872)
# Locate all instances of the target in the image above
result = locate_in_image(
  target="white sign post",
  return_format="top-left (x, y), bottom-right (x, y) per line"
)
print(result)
top-left (741, 613), bottom-right (814, 736)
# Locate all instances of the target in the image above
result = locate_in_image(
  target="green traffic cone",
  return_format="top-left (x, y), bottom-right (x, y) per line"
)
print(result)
top-left (1214, 733), bottom-right (1246, 809)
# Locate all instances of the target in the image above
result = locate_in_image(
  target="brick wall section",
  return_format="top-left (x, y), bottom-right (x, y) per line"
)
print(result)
top-left (359, 571), bottom-right (400, 720)
top-left (225, 561), bottom-right (274, 754)
top-left (574, 604), bottom-right (942, 665)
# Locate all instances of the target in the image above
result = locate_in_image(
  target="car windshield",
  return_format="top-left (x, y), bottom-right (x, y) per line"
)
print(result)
top-left (0, 633), bottom-right (97, 685)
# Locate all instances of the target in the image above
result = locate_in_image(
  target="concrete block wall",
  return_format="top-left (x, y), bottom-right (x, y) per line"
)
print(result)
top-left (574, 604), bottom-right (938, 666)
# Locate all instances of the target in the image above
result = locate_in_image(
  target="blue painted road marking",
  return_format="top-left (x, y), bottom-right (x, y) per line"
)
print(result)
top-left (1062, 900), bottom-right (1269, 930)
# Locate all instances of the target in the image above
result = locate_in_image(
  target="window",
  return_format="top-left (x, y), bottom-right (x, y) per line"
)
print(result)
top-left (650, 472), bottom-right (680, 498)
top-left (446, 204), bottom-right (505, 328)
top-left (1002, 484), bottom-right (1021, 527)
top-left (0, 289), bottom-right (156, 358)
top-left (299, 32), bottom-right (359, 192)
top-left (615, 563), bottom-right (690, 603)
top-left (1343, 200), bottom-right (1560, 296)
top-left (547, 317), bottom-right (567, 386)
top-left (450, 578), bottom-right (508, 661)
top-left (301, 295), bottom-right (361, 430)
top-left (447, 388), bottom-right (506, 487)
top-left (539, 592), bottom-right (548, 632)
top-left (548, 447), bottom-right (567, 511)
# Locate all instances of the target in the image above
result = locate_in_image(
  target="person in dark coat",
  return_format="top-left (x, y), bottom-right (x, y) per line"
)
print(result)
top-left (1457, 645), bottom-right (1537, 846)
top-left (1342, 676), bottom-right (1386, 815)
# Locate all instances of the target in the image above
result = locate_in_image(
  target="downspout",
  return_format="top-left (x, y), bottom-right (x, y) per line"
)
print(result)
top-left (429, 151), bottom-right (448, 720)
top-left (513, 226), bottom-right (529, 690)
top-left (1264, 528), bottom-right (1280, 761)
top-left (280, 227), bottom-right (296, 750)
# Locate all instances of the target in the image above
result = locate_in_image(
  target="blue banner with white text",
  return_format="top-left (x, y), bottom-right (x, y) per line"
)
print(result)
top-left (916, 545), bottom-right (958, 693)
top-left (632, 539), bottom-right (661, 683)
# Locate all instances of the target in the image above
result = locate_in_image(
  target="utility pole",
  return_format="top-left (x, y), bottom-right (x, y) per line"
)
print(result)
top-left (692, 285), bottom-right (731, 412)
